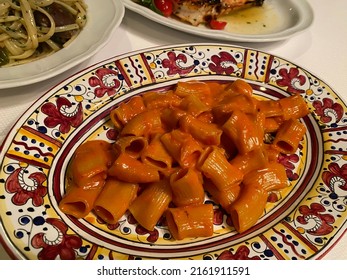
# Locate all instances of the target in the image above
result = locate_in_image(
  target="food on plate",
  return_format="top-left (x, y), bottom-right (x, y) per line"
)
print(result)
top-left (166, 204), bottom-right (214, 240)
top-left (135, 0), bottom-right (264, 29)
top-left (0, 0), bottom-right (87, 67)
top-left (59, 79), bottom-right (310, 239)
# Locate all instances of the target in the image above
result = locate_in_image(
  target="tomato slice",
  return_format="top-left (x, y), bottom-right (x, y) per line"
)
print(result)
top-left (209, 19), bottom-right (227, 30)
top-left (154, 0), bottom-right (173, 17)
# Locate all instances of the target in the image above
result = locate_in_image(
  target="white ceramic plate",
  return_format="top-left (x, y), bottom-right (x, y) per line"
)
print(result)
top-left (1, 43), bottom-right (346, 260)
top-left (0, 0), bottom-right (125, 89)
top-left (122, 0), bottom-right (313, 43)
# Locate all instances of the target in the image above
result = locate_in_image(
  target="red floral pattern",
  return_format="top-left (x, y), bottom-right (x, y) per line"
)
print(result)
top-left (312, 98), bottom-right (344, 124)
top-left (276, 67), bottom-right (306, 94)
top-left (218, 246), bottom-right (261, 260)
top-left (322, 162), bottom-right (347, 193)
top-left (213, 208), bottom-right (224, 225)
top-left (278, 153), bottom-right (300, 181)
top-left (106, 128), bottom-right (119, 141)
top-left (213, 207), bottom-right (233, 227)
top-left (41, 96), bottom-right (83, 134)
top-left (5, 167), bottom-right (47, 207)
top-left (128, 214), bottom-right (160, 243)
top-left (96, 216), bottom-right (120, 230)
top-left (162, 51), bottom-right (195, 76)
top-left (208, 51), bottom-right (238, 75)
top-left (296, 203), bottom-right (335, 236)
top-left (89, 68), bottom-right (120, 98)
top-left (31, 218), bottom-right (82, 260)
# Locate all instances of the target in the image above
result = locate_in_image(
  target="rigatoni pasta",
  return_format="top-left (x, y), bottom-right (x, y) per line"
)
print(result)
top-left (128, 179), bottom-right (172, 231)
top-left (110, 95), bottom-right (145, 130)
top-left (59, 79), bottom-right (310, 239)
top-left (94, 179), bottom-right (138, 225)
top-left (170, 168), bottom-right (205, 207)
top-left (197, 146), bottom-right (244, 192)
top-left (227, 183), bottom-right (268, 233)
top-left (108, 152), bottom-right (160, 183)
top-left (165, 204), bottom-right (214, 240)
top-left (222, 109), bottom-right (263, 155)
top-left (59, 140), bottom-right (112, 219)
top-left (59, 181), bottom-right (104, 219)
top-left (273, 118), bottom-right (307, 154)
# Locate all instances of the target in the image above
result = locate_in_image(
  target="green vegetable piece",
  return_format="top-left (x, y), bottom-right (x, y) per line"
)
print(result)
top-left (0, 48), bottom-right (9, 67)
top-left (138, 0), bottom-right (162, 15)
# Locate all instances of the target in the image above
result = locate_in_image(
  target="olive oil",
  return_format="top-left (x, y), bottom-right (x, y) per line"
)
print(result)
top-left (218, 3), bottom-right (281, 35)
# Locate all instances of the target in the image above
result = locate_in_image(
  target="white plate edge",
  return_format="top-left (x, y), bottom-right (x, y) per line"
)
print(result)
top-left (122, 0), bottom-right (314, 42)
top-left (0, 0), bottom-right (125, 89)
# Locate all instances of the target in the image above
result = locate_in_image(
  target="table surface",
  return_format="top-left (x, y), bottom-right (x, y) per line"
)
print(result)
top-left (1, 0), bottom-right (346, 260)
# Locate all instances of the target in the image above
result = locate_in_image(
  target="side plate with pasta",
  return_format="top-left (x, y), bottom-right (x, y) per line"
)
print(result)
top-left (0, 0), bottom-right (124, 89)
top-left (0, 43), bottom-right (346, 260)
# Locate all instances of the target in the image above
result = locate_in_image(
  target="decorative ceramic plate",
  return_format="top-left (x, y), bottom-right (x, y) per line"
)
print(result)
top-left (1, 43), bottom-right (346, 260)
top-left (0, 0), bottom-right (125, 89)
top-left (122, 0), bottom-right (313, 43)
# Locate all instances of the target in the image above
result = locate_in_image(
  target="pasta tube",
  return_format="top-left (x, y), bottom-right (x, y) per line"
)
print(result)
top-left (174, 80), bottom-right (211, 98)
top-left (229, 148), bottom-right (268, 175)
top-left (170, 168), bottom-right (205, 207)
top-left (108, 152), bottom-right (160, 183)
top-left (273, 118), bottom-right (306, 154)
top-left (223, 79), bottom-right (253, 97)
top-left (264, 144), bottom-right (281, 163)
top-left (222, 109), bottom-right (263, 155)
top-left (161, 129), bottom-right (203, 167)
top-left (141, 134), bottom-right (173, 172)
top-left (94, 179), bottom-right (138, 224)
top-left (256, 99), bottom-right (283, 118)
top-left (160, 107), bottom-right (187, 130)
top-left (166, 204), bottom-right (214, 240)
top-left (142, 90), bottom-right (181, 109)
top-left (204, 179), bottom-right (240, 209)
top-left (121, 109), bottom-right (163, 137)
top-left (279, 94), bottom-right (310, 120)
top-left (263, 117), bottom-right (284, 133)
top-left (227, 184), bottom-right (268, 233)
top-left (59, 181), bottom-right (104, 219)
top-left (129, 179), bottom-right (172, 231)
top-left (213, 93), bottom-right (256, 124)
top-left (179, 114), bottom-right (222, 146)
top-left (197, 146), bottom-right (243, 191)
top-left (110, 96), bottom-right (145, 130)
top-left (179, 94), bottom-right (210, 117)
top-left (113, 136), bottom-right (148, 158)
top-left (70, 140), bottom-right (113, 187)
top-left (242, 162), bottom-right (289, 192)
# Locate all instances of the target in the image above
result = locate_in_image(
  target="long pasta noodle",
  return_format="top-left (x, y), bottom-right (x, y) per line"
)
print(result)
top-left (0, 0), bottom-right (87, 67)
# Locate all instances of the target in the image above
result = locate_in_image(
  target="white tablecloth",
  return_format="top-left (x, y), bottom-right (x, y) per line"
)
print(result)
top-left (1, 0), bottom-right (346, 260)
